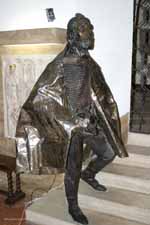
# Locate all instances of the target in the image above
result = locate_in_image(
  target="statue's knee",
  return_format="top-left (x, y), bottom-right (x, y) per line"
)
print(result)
top-left (103, 147), bottom-right (115, 162)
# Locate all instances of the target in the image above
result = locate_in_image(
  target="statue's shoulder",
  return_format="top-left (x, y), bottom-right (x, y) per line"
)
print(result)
top-left (88, 55), bottom-right (102, 73)
top-left (89, 56), bottom-right (101, 70)
top-left (45, 50), bottom-right (65, 71)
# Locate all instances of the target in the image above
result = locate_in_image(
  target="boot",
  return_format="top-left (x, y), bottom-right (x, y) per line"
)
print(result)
top-left (81, 170), bottom-right (107, 192)
top-left (68, 201), bottom-right (88, 224)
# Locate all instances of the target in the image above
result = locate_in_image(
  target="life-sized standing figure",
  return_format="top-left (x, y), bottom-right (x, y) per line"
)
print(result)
top-left (16, 14), bottom-right (128, 224)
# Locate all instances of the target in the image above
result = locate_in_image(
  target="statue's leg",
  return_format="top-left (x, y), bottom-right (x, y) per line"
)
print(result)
top-left (81, 135), bottom-right (116, 191)
top-left (64, 131), bottom-right (88, 224)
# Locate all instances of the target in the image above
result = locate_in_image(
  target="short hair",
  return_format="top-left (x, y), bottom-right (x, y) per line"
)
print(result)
top-left (67, 13), bottom-right (92, 44)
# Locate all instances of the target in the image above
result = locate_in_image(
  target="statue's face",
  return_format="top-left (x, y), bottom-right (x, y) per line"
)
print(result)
top-left (78, 20), bottom-right (94, 50)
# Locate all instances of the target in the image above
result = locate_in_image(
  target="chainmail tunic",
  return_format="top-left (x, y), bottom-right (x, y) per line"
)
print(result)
top-left (63, 57), bottom-right (92, 117)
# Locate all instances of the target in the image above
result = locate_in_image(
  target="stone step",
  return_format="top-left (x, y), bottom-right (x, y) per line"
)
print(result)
top-left (98, 172), bottom-right (150, 194)
top-left (26, 144), bottom-right (150, 225)
top-left (27, 208), bottom-right (147, 225)
top-left (127, 145), bottom-right (150, 156)
top-left (79, 194), bottom-right (150, 225)
top-left (103, 163), bottom-right (150, 180)
top-left (79, 180), bottom-right (150, 209)
top-left (114, 153), bottom-right (150, 168)
top-left (26, 188), bottom-right (150, 225)
top-left (128, 132), bottom-right (150, 147)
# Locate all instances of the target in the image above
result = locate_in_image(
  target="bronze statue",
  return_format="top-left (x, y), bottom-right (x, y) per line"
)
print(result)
top-left (16, 13), bottom-right (128, 224)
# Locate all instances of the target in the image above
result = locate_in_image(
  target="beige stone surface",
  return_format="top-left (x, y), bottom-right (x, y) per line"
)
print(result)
top-left (0, 171), bottom-right (64, 202)
top-left (104, 162), bottom-right (150, 180)
top-left (127, 144), bottom-right (150, 155)
top-left (0, 137), bottom-right (16, 157)
top-left (0, 44), bottom-right (65, 55)
top-left (0, 28), bottom-right (66, 45)
top-left (114, 153), bottom-right (150, 168)
top-left (120, 113), bottom-right (129, 144)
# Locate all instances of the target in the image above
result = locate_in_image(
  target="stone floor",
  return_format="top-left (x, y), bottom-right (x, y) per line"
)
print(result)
top-left (0, 172), bottom-right (64, 202)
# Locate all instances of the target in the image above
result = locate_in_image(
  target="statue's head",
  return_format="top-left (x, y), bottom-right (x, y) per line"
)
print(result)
top-left (67, 13), bottom-right (94, 50)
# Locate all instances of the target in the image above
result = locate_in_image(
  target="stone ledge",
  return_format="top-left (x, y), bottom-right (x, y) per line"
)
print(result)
top-left (0, 28), bottom-right (66, 45)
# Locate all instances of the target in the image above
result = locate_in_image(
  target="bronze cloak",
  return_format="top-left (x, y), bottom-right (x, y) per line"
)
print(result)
top-left (16, 48), bottom-right (128, 174)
